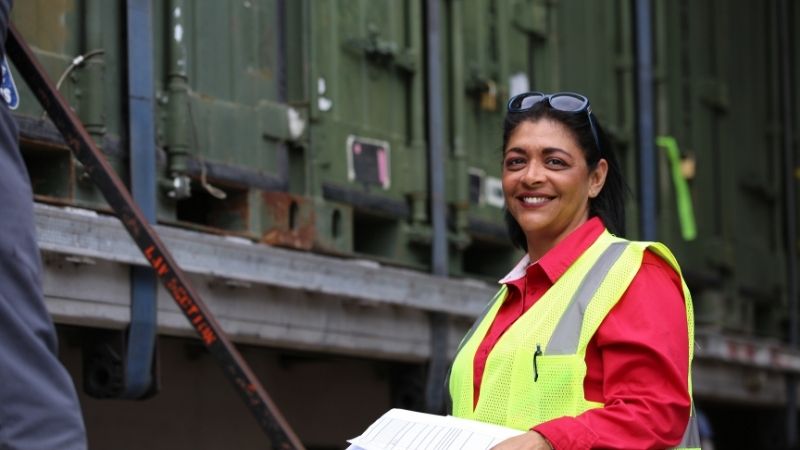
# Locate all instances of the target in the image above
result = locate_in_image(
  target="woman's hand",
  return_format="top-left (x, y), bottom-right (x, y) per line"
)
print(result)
top-left (491, 431), bottom-right (554, 450)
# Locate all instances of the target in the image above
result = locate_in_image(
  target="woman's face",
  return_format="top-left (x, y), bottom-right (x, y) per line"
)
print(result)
top-left (502, 119), bottom-right (607, 254)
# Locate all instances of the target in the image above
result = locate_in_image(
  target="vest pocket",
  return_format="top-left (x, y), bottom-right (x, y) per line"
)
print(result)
top-left (508, 354), bottom-right (594, 429)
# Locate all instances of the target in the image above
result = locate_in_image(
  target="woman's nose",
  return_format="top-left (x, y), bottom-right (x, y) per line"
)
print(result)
top-left (522, 161), bottom-right (545, 185)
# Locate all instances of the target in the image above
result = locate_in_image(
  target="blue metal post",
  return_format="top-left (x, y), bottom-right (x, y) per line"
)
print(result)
top-left (635, 0), bottom-right (657, 241)
top-left (424, 0), bottom-right (449, 414)
top-left (777, 0), bottom-right (798, 445)
top-left (125, 0), bottom-right (158, 398)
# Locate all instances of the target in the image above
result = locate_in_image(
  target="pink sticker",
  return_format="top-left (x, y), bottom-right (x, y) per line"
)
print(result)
top-left (377, 148), bottom-right (389, 187)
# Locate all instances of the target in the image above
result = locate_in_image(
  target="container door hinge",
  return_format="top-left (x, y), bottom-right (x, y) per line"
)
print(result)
top-left (512, 0), bottom-right (550, 38)
top-left (343, 24), bottom-right (417, 74)
top-left (259, 100), bottom-right (307, 142)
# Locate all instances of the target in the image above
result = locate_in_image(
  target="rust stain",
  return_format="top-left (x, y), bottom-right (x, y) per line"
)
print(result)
top-left (260, 192), bottom-right (315, 251)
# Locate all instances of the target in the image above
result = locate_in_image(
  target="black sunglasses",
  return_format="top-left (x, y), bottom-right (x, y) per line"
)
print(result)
top-left (507, 91), bottom-right (602, 154)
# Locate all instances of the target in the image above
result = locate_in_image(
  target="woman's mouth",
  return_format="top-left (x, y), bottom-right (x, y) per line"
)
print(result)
top-left (521, 196), bottom-right (552, 205)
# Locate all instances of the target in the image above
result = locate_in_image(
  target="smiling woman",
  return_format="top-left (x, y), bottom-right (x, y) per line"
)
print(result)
top-left (501, 119), bottom-right (607, 261)
top-left (447, 92), bottom-right (703, 450)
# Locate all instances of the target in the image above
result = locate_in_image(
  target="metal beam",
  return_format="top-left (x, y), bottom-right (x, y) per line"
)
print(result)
top-left (36, 203), bottom-right (482, 361)
top-left (34, 204), bottom-right (493, 317)
top-left (126, 0), bottom-right (159, 399)
top-left (635, 0), bottom-right (657, 240)
top-left (424, 0), bottom-right (449, 414)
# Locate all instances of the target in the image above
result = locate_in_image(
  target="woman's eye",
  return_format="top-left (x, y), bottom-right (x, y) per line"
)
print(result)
top-left (545, 158), bottom-right (567, 167)
top-left (504, 158), bottom-right (525, 168)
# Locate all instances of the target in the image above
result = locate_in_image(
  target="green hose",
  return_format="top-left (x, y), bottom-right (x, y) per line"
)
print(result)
top-left (656, 136), bottom-right (697, 241)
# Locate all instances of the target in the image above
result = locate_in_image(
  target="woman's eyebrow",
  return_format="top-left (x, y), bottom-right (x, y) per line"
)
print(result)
top-left (540, 147), bottom-right (575, 161)
top-left (541, 146), bottom-right (570, 156)
top-left (503, 147), bottom-right (527, 156)
top-left (503, 146), bottom-right (574, 158)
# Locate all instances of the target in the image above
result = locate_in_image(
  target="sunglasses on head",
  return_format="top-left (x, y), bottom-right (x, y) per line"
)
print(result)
top-left (507, 91), bottom-right (602, 154)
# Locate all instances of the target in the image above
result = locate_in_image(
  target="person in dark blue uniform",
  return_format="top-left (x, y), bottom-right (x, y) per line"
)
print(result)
top-left (0, 2), bottom-right (87, 448)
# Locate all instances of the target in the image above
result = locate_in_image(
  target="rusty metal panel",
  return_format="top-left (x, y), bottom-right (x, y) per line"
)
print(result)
top-left (260, 192), bottom-right (315, 251)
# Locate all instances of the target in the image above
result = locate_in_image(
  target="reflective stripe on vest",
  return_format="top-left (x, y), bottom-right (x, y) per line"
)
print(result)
top-left (448, 232), bottom-right (700, 449)
top-left (546, 241), bottom-right (628, 354)
top-left (676, 409), bottom-right (702, 450)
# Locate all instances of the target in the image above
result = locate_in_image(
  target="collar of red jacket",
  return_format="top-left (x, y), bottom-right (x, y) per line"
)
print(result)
top-left (498, 216), bottom-right (606, 286)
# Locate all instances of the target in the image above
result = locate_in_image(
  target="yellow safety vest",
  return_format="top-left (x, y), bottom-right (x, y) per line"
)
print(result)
top-left (449, 231), bottom-right (701, 449)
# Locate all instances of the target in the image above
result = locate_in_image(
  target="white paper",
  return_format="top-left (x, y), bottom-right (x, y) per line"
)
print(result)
top-left (346, 408), bottom-right (523, 450)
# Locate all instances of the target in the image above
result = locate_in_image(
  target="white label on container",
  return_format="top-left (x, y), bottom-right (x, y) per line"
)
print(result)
top-left (485, 176), bottom-right (505, 208)
top-left (509, 72), bottom-right (530, 99)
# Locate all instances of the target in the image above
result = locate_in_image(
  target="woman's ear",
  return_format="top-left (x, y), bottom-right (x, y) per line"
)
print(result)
top-left (588, 159), bottom-right (608, 199)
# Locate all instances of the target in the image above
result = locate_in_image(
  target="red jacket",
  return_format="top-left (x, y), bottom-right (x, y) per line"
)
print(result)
top-left (473, 217), bottom-right (691, 449)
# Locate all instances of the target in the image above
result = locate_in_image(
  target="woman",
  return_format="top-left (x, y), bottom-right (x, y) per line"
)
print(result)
top-left (448, 92), bottom-right (700, 449)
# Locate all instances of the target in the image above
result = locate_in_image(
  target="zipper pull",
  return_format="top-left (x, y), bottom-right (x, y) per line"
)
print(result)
top-left (534, 344), bottom-right (542, 382)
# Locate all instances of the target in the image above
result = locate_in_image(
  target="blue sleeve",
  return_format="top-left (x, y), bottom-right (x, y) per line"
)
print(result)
top-left (0, 1), bottom-right (88, 448)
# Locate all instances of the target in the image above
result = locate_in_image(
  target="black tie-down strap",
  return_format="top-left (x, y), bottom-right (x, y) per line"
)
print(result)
top-left (6, 24), bottom-right (305, 450)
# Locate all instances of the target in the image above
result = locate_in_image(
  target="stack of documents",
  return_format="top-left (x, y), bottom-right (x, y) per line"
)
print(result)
top-left (347, 408), bottom-right (523, 450)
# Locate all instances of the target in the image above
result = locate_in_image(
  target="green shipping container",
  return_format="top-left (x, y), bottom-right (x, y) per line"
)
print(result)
top-left (306, 0), bottom-right (430, 267)
top-left (12, 0), bottom-right (125, 210)
top-left (12, 0), bottom-right (304, 239)
top-left (654, 0), bottom-right (790, 336)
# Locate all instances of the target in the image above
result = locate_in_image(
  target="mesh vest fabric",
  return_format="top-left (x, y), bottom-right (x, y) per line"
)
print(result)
top-left (448, 231), bottom-right (700, 449)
